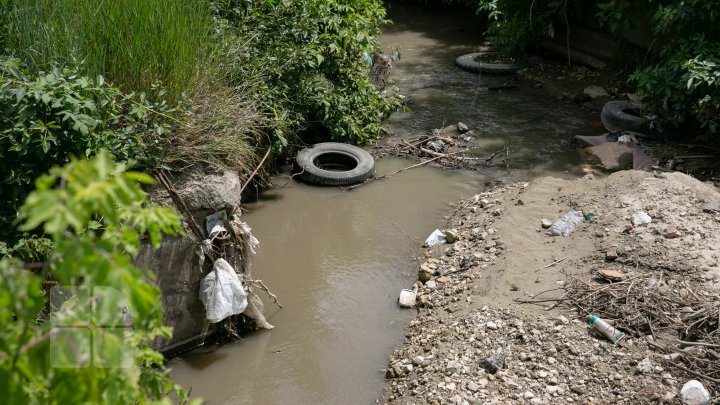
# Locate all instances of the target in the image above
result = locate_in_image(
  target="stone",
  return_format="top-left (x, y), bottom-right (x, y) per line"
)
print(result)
top-left (444, 229), bottom-right (460, 243)
top-left (606, 249), bottom-right (618, 261)
top-left (631, 211), bottom-right (652, 226)
top-left (547, 385), bottom-right (559, 394)
top-left (636, 357), bottom-right (653, 374)
top-left (457, 122), bottom-right (469, 133)
top-left (583, 85), bottom-right (610, 99)
top-left (598, 269), bottom-right (625, 282)
top-left (557, 315), bottom-right (570, 325)
top-left (175, 170), bottom-right (242, 214)
top-left (446, 360), bottom-right (460, 374)
top-left (480, 354), bottom-right (505, 374)
top-left (419, 267), bottom-right (433, 283)
top-left (702, 201), bottom-right (720, 213)
top-left (425, 280), bottom-right (437, 289)
top-left (413, 356), bottom-right (426, 366)
top-left (541, 218), bottom-right (553, 229)
top-left (436, 276), bottom-right (451, 283)
top-left (486, 321), bottom-right (498, 330)
top-left (523, 391), bottom-right (535, 399)
top-left (664, 225), bottom-right (681, 239)
top-left (467, 381), bottom-right (480, 392)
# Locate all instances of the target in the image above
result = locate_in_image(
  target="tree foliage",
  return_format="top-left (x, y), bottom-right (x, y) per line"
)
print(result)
top-left (0, 151), bottom-right (193, 404)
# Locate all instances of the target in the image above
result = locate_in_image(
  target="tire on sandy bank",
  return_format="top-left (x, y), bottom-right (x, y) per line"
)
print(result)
top-left (294, 142), bottom-right (375, 186)
top-left (600, 100), bottom-right (646, 133)
top-left (455, 52), bottom-right (525, 75)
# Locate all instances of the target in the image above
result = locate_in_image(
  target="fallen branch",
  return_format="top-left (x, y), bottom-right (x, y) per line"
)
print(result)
top-left (156, 169), bottom-right (205, 241)
top-left (247, 278), bottom-right (282, 308)
top-left (240, 145), bottom-right (272, 195)
top-left (533, 255), bottom-right (572, 272)
top-left (346, 151), bottom-right (466, 190)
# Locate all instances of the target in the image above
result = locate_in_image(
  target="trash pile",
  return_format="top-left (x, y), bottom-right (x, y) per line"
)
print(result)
top-left (370, 123), bottom-right (507, 170)
top-left (197, 210), bottom-right (279, 338)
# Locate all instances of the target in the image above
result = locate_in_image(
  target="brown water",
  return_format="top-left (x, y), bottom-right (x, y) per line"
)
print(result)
top-left (171, 3), bottom-right (602, 404)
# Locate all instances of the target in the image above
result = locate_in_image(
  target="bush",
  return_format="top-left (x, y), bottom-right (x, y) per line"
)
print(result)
top-left (0, 60), bottom-right (181, 233)
top-left (2, 0), bottom-right (212, 101)
top-left (0, 151), bottom-right (192, 403)
top-left (213, 0), bottom-right (400, 148)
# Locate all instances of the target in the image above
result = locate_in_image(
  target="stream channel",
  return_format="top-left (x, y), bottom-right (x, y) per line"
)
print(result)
top-left (171, 3), bottom-right (602, 403)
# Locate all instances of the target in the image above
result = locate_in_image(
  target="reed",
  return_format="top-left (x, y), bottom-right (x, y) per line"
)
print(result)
top-left (3, 0), bottom-right (211, 100)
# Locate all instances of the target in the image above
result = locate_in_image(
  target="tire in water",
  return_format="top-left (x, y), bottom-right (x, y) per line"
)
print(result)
top-left (294, 142), bottom-right (375, 186)
top-left (455, 52), bottom-right (525, 75)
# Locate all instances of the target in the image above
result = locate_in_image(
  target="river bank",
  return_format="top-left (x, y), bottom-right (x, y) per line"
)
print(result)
top-left (384, 170), bottom-right (720, 403)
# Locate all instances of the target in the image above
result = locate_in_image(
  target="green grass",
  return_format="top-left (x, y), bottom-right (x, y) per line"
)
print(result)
top-left (2, 0), bottom-right (211, 100)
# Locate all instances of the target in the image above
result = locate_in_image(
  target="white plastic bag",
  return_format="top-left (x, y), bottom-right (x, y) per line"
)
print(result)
top-left (424, 229), bottom-right (447, 247)
top-left (199, 258), bottom-right (248, 323)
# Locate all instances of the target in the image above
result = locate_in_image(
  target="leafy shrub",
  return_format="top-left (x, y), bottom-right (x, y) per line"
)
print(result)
top-left (0, 60), bottom-right (181, 232)
top-left (1, 151), bottom-right (191, 403)
top-left (212, 0), bottom-right (400, 148)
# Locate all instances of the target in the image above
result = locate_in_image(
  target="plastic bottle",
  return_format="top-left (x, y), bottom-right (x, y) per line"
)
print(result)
top-left (545, 210), bottom-right (584, 236)
top-left (587, 315), bottom-right (625, 344)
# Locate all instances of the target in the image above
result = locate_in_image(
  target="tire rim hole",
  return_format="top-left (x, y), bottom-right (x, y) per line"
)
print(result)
top-left (314, 153), bottom-right (358, 172)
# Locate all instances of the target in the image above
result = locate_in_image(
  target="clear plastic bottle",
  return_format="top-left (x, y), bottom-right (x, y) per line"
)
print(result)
top-left (545, 210), bottom-right (584, 236)
top-left (587, 314), bottom-right (625, 344)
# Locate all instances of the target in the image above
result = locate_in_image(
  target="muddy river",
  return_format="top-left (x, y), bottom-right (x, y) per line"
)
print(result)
top-left (171, 3), bottom-right (602, 403)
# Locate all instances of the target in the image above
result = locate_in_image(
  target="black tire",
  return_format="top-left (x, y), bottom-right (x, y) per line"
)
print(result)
top-left (455, 52), bottom-right (525, 75)
top-left (294, 142), bottom-right (375, 186)
top-left (601, 100), bottom-right (646, 133)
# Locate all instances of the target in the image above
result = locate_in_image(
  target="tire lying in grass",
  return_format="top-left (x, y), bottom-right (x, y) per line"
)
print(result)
top-left (455, 52), bottom-right (525, 75)
top-left (294, 142), bottom-right (375, 186)
top-left (601, 100), bottom-right (647, 133)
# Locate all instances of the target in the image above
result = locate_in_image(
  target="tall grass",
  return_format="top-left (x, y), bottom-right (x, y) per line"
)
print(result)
top-left (3, 0), bottom-right (211, 100)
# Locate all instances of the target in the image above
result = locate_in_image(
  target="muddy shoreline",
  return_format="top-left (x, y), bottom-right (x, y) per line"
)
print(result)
top-left (383, 170), bottom-right (720, 403)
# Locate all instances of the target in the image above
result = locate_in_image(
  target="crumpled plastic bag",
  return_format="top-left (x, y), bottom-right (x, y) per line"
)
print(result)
top-left (424, 229), bottom-right (447, 247)
top-left (199, 258), bottom-right (248, 323)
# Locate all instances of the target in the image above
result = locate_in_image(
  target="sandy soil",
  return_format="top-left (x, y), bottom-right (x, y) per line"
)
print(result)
top-left (384, 170), bottom-right (720, 404)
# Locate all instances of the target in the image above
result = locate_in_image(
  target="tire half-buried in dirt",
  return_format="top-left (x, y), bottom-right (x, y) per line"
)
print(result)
top-left (455, 52), bottom-right (525, 75)
top-left (601, 100), bottom-right (646, 133)
top-left (294, 142), bottom-right (375, 186)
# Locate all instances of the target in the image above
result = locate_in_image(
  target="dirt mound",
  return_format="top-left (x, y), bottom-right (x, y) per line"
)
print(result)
top-left (385, 170), bottom-right (720, 403)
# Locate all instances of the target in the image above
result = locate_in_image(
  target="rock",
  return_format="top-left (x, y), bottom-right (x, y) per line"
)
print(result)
top-left (541, 218), bottom-right (553, 229)
top-left (702, 201), bottom-right (720, 213)
top-left (583, 85), bottom-right (609, 99)
top-left (424, 280), bottom-right (437, 289)
top-left (557, 315), bottom-right (570, 325)
top-left (176, 170), bottom-right (242, 214)
top-left (665, 225), bottom-right (681, 239)
top-left (399, 288), bottom-right (418, 308)
top-left (413, 356), bottom-right (425, 366)
top-left (436, 276), bottom-right (450, 283)
top-left (419, 267), bottom-right (433, 283)
top-left (523, 391), bottom-right (535, 399)
top-left (547, 385), bottom-right (559, 394)
top-left (598, 269), bottom-right (625, 282)
top-left (680, 379), bottom-right (711, 405)
top-left (606, 249), bottom-right (618, 261)
top-left (486, 321), bottom-right (498, 330)
top-left (480, 354), bottom-right (504, 374)
top-left (445, 360), bottom-right (460, 374)
top-left (467, 381), bottom-right (480, 392)
top-left (631, 211), bottom-right (652, 226)
top-left (636, 357), bottom-right (653, 374)
top-left (457, 122), bottom-right (469, 133)
top-left (444, 229), bottom-right (460, 243)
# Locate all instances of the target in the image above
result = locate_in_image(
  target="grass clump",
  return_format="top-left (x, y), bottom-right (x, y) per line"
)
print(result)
top-left (2, 0), bottom-right (211, 101)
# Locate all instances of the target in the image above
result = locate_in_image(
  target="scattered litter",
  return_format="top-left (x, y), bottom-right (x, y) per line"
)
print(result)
top-left (586, 314), bottom-right (625, 344)
top-left (424, 229), bottom-right (447, 246)
top-left (680, 380), bottom-right (711, 405)
top-left (545, 210), bottom-right (584, 236)
top-left (399, 283), bottom-right (420, 308)
top-left (631, 211), bottom-right (652, 226)
top-left (205, 210), bottom-right (228, 234)
top-left (426, 139), bottom-right (445, 152)
top-left (200, 258), bottom-right (248, 323)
